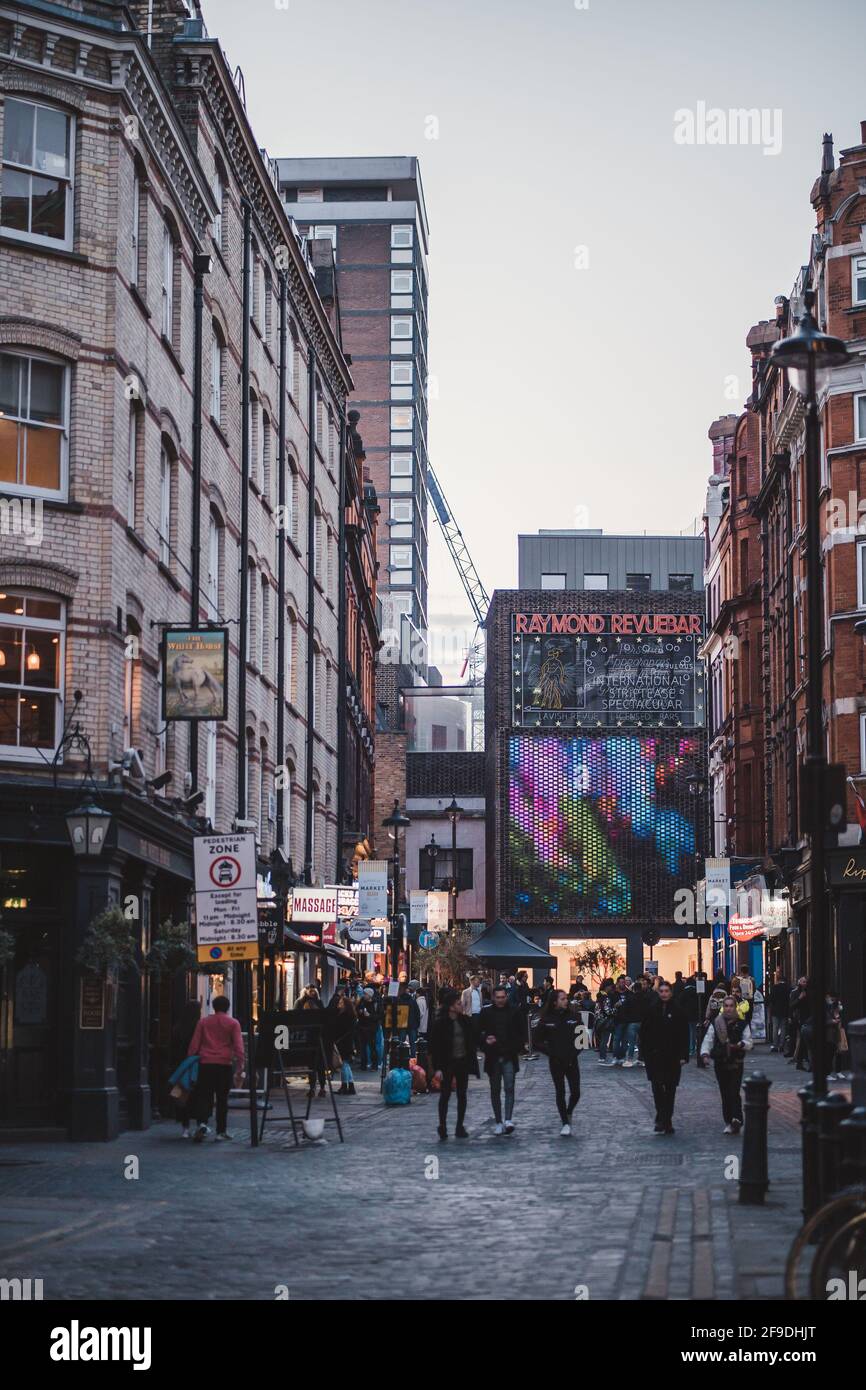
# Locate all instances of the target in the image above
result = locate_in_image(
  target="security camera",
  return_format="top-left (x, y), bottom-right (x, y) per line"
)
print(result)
top-left (147, 771), bottom-right (173, 792)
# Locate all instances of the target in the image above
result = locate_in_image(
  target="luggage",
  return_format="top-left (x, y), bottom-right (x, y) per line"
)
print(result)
top-left (383, 1067), bottom-right (412, 1106)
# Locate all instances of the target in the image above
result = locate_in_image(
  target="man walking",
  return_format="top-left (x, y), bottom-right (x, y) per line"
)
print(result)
top-left (768, 970), bottom-right (789, 1052)
top-left (701, 994), bottom-right (753, 1133)
top-left (430, 990), bottom-right (478, 1140)
top-left (479, 985), bottom-right (524, 1135)
top-left (638, 980), bottom-right (690, 1134)
top-left (188, 995), bottom-right (245, 1142)
top-left (460, 973), bottom-right (483, 1048)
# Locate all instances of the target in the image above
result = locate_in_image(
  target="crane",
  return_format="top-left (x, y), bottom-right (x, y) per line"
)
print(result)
top-left (426, 463), bottom-right (490, 680)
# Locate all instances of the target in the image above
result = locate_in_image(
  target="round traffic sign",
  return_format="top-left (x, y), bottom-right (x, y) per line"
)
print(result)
top-left (209, 855), bottom-right (241, 888)
top-left (418, 930), bottom-right (439, 949)
top-left (209, 946), bottom-right (224, 960)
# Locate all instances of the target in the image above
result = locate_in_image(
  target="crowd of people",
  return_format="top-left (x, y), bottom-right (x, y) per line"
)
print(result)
top-left (170, 961), bottom-right (849, 1145)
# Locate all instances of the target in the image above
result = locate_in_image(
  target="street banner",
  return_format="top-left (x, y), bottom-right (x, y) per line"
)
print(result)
top-left (426, 891), bottom-right (449, 932)
top-left (193, 832), bottom-right (258, 956)
top-left (358, 860), bottom-right (389, 920)
top-left (291, 887), bottom-right (338, 922)
top-left (704, 857), bottom-right (731, 921)
top-left (410, 890), bottom-right (428, 925)
top-left (162, 627), bottom-right (228, 721)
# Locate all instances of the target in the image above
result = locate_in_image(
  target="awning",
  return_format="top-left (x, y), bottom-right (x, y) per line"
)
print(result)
top-left (324, 944), bottom-right (356, 970)
top-left (282, 927), bottom-right (327, 956)
top-left (471, 919), bottom-right (557, 967)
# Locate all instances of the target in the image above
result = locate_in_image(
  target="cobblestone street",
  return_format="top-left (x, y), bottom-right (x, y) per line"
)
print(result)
top-left (0, 1045), bottom-right (820, 1302)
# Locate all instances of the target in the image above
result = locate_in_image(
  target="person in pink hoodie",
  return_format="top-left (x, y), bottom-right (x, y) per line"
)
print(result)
top-left (187, 996), bottom-right (245, 1142)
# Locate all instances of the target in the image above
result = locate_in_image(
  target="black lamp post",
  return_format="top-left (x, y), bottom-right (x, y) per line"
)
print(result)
top-left (65, 798), bottom-right (112, 858)
top-left (382, 800), bottom-right (410, 978)
top-left (445, 795), bottom-right (464, 932)
top-left (425, 833), bottom-right (439, 883)
top-left (769, 286), bottom-right (850, 1214)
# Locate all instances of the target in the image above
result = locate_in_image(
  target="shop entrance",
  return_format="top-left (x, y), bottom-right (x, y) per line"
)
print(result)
top-left (642, 938), bottom-right (700, 983)
top-left (548, 937), bottom-right (628, 991)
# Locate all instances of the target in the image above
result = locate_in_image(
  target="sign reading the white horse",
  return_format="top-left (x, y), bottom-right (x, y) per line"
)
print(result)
top-left (162, 628), bottom-right (228, 721)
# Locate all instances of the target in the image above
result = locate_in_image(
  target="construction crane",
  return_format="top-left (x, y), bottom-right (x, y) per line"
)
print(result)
top-left (427, 463), bottom-right (490, 680)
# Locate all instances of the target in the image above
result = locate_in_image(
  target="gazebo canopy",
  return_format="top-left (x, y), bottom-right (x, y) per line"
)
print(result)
top-left (471, 919), bottom-right (556, 967)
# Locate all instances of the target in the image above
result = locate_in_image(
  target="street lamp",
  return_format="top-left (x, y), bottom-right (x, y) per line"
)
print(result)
top-left (65, 798), bottom-right (112, 858)
top-left (425, 833), bottom-right (440, 880)
top-left (445, 795), bottom-right (463, 932)
top-left (769, 287), bottom-right (850, 1213)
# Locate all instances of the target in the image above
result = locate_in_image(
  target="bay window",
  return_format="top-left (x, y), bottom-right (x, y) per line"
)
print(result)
top-left (0, 592), bottom-right (64, 757)
top-left (0, 350), bottom-right (69, 498)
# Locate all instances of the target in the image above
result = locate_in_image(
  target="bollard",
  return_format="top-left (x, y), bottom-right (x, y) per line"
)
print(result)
top-left (396, 1042), bottom-right (411, 1069)
top-left (799, 1082), bottom-right (820, 1221)
top-left (839, 1106), bottom-right (866, 1190)
top-left (739, 1071), bottom-right (772, 1205)
top-left (816, 1091), bottom-right (853, 1203)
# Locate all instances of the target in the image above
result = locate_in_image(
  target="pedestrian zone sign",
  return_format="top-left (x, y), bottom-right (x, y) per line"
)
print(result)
top-left (193, 833), bottom-right (259, 960)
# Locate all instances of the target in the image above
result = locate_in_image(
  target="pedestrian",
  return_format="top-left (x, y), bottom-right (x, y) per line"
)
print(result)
top-left (532, 989), bottom-right (582, 1135)
top-left (613, 980), bottom-right (650, 1067)
top-left (396, 978), bottom-right (421, 1057)
top-left (171, 999), bottom-right (201, 1139)
top-left (430, 989), bottom-right (478, 1140)
top-left (768, 970), bottom-right (789, 1051)
top-left (790, 977), bottom-right (811, 1070)
top-left (736, 964), bottom-right (755, 1000)
top-left (460, 972), bottom-right (483, 1047)
top-left (297, 985), bottom-right (327, 1097)
top-left (479, 984), bottom-right (524, 1135)
top-left (325, 991), bottom-right (358, 1095)
top-left (672, 970), bottom-right (686, 1000)
top-left (700, 995), bottom-right (753, 1133)
top-left (677, 974), bottom-right (701, 1057)
top-left (594, 981), bottom-right (617, 1063)
top-left (355, 987), bottom-right (377, 1070)
top-left (638, 980), bottom-right (690, 1135)
top-left (540, 975), bottom-right (555, 1007)
top-left (187, 995), bottom-right (245, 1143)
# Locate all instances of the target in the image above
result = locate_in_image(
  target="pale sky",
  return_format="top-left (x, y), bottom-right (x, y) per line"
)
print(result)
top-left (203, 0), bottom-right (866, 679)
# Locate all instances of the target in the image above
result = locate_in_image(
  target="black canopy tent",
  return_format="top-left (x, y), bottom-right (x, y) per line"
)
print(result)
top-left (471, 918), bottom-right (557, 969)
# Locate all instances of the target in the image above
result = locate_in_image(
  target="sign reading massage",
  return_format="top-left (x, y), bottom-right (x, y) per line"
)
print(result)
top-left (512, 611), bottom-right (704, 729)
top-left (162, 628), bottom-right (229, 722)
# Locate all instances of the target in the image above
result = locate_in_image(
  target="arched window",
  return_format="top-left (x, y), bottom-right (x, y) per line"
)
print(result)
top-left (286, 607), bottom-right (297, 704)
top-left (126, 398), bottom-right (143, 529)
top-left (210, 321), bottom-right (224, 425)
top-left (205, 721), bottom-right (218, 826)
top-left (246, 560), bottom-right (256, 664)
top-left (245, 726), bottom-right (256, 826)
top-left (263, 266), bottom-right (273, 344)
top-left (158, 442), bottom-right (175, 568)
top-left (0, 348), bottom-right (70, 498)
top-left (249, 389), bottom-right (260, 489)
top-left (207, 508), bottom-right (223, 618)
top-left (0, 590), bottom-right (65, 757)
top-left (262, 412), bottom-right (271, 504)
top-left (259, 737), bottom-right (270, 851)
top-left (259, 573), bottom-right (268, 674)
top-left (211, 159), bottom-right (227, 254)
top-left (131, 162), bottom-right (144, 287)
top-left (123, 614), bottom-right (141, 748)
top-left (161, 218), bottom-right (176, 341)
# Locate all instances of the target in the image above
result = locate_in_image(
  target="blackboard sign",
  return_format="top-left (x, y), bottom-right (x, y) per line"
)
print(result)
top-left (79, 976), bottom-right (105, 1030)
top-left (256, 1009), bottom-right (325, 1068)
top-left (512, 613), bottom-right (704, 729)
top-left (258, 907), bottom-right (285, 952)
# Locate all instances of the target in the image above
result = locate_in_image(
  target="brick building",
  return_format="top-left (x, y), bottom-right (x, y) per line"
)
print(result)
top-left (486, 532), bottom-right (708, 986)
top-left (0, 0), bottom-right (354, 1136)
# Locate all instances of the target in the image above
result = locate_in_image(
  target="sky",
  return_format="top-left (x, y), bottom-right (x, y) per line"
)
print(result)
top-left (203, 0), bottom-right (866, 679)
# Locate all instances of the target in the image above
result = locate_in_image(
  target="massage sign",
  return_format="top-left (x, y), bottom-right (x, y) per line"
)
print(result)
top-left (512, 611), bottom-right (705, 729)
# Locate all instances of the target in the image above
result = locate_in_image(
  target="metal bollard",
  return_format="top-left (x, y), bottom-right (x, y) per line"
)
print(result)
top-left (816, 1091), bottom-right (853, 1203)
top-left (799, 1081), bottom-right (820, 1220)
top-left (839, 1106), bottom-right (866, 1190)
top-left (739, 1071), bottom-right (772, 1205)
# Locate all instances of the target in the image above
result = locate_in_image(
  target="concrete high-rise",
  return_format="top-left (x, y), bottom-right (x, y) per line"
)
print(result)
top-left (279, 158), bottom-right (430, 664)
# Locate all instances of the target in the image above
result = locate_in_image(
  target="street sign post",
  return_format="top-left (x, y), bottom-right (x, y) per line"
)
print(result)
top-left (193, 832), bottom-right (258, 963)
top-left (418, 930), bottom-right (438, 949)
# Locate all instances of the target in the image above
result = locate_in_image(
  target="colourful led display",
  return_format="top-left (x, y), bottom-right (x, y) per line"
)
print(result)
top-left (507, 733), bottom-right (699, 921)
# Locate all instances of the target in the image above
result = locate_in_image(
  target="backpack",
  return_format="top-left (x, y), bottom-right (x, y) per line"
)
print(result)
top-left (383, 1067), bottom-right (412, 1106)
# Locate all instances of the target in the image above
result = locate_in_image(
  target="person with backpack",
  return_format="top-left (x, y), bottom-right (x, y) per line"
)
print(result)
top-left (430, 989), bottom-right (478, 1140)
top-left (187, 995), bottom-right (245, 1143)
top-left (638, 980), bottom-right (690, 1134)
top-left (478, 985), bottom-right (524, 1135)
top-left (700, 995), bottom-right (753, 1133)
top-left (531, 988), bottom-right (584, 1135)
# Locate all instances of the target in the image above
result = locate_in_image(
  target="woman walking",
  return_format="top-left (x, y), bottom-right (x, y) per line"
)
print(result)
top-left (297, 985), bottom-right (327, 1098)
top-left (170, 999), bottom-right (201, 1139)
top-left (430, 989), bottom-right (478, 1140)
top-left (532, 989), bottom-right (582, 1136)
top-left (326, 991), bottom-right (358, 1095)
top-left (700, 995), bottom-right (753, 1133)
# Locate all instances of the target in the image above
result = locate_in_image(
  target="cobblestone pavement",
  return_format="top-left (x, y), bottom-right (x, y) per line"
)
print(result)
top-left (0, 1045), bottom-right (828, 1301)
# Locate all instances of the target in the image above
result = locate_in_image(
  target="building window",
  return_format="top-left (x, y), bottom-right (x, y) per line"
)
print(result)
top-left (390, 545), bottom-right (413, 571)
top-left (1, 98), bottom-right (73, 249)
top-left (211, 167), bottom-right (224, 250)
top-left (312, 224), bottom-right (337, 249)
top-left (390, 453), bottom-right (413, 493)
top-left (855, 393), bottom-right (866, 443)
top-left (391, 270), bottom-right (413, 294)
top-left (126, 402), bottom-right (142, 528)
top-left (210, 325), bottom-right (223, 425)
top-left (857, 538), bottom-right (866, 609)
top-left (861, 711), bottom-right (866, 773)
top-left (583, 573), bottom-right (608, 590)
top-left (288, 328), bottom-right (298, 400)
top-left (668, 574), bottom-right (694, 592)
top-left (246, 562), bottom-right (255, 664)
top-left (391, 225), bottom-right (413, 248)
top-left (391, 316), bottom-right (413, 340)
top-left (205, 722), bottom-right (218, 825)
top-left (159, 447), bottom-right (172, 566)
top-left (0, 592), bottom-right (64, 757)
top-left (390, 406), bottom-right (413, 432)
top-left (540, 573), bottom-right (566, 590)
top-left (391, 362), bottom-right (413, 386)
top-left (419, 847), bottom-right (473, 892)
top-left (0, 350), bottom-right (69, 498)
top-left (131, 168), bottom-right (142, 286)
top-left (852, 255), bottom-right (866, 307)
top-left (626, 573), bottom-right (651, 591)
top-left (161, 220), bottom-right (176, 342)
top-left (207, 509), bottom-right (223, 618)
top-left (263, 267), bottom-right (273, 344)
top-left (259, 575), bottom-right (269, 675)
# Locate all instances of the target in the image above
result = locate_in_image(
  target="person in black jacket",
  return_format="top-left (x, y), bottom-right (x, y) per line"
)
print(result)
top-left (429, 989), bottom-right (479, 1140)
top-left (638, 980), bottom-right (690, 1134)
top-left (768, 972), bottom-right (789, 1052)
top-left (532, 989), bottom-right (584, 1135)
top-left (479, 987), bottom-right (524, 1135)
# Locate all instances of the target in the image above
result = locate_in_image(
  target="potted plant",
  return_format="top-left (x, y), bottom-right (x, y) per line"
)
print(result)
top-left (76, 907), bottom-right (137, 975)
top-left (146, 918), bottom-right (196, 976)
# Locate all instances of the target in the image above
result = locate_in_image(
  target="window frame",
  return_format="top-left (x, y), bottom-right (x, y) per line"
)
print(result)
top-left (0, 348), bottom-right (70, 500)
top-left (391, 224), bottom-right (413, 249)
top-left (0, 592), bottom-right (65, 761)
top-left (0, 97), bottom-right (74, 251)
top-left (852, 254), bottom-right (866, 307)
top-left (855, 392), bottom-right (866, 444)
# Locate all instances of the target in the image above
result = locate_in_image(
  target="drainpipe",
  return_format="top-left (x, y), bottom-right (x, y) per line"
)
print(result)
top-left (304, 352), bottom-right (317, 884)
top-left (236, 199), bottom-right (252, 821)
top-left (276, 271), bottom-right (288, 854)
top-left (336, 407), bottom-right (348, 881)
top-left (189, 250), bottom-right (210, 792)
